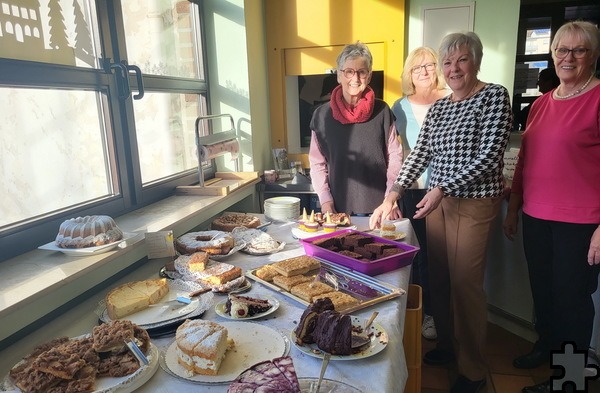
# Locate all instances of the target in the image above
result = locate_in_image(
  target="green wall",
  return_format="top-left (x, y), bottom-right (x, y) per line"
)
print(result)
top-left (407, 0), bottom-right (520, 97)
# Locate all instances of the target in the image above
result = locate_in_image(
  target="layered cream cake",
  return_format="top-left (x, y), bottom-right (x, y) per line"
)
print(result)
top-left (175, 319), bottom-right (233, 376)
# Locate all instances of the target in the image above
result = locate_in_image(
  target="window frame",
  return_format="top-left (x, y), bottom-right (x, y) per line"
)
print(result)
top-left (0, 1), bottom-right (214, 261)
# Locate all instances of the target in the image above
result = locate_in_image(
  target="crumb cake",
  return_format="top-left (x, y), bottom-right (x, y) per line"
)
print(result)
top-left (312, 291), bottom-right (360, 311)
top-left (271, 255), bottom-right (321, 277)
top-left (175, 319), bottom-right (232, 376)
top-left (290, 281), bottom-right (334, 302)
top-left (272, 274), bottom-right (316, 291)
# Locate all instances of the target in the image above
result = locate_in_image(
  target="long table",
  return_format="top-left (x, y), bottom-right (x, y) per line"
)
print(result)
top-left (0, 216), bottom-right (416, 393)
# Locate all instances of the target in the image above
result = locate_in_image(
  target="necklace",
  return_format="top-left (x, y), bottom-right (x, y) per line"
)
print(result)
top-left (451, 80), bottom-right (480, 102)
top-left (555, 73), bottom-right (594, 99)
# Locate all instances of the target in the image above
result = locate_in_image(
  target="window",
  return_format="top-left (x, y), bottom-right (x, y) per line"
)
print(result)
top-left (0, 1), bottom-right (211, 261)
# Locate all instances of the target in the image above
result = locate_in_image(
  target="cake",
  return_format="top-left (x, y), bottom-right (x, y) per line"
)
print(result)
top-left (10, 322), bottom-right (150, 393)
top-left (293, 297), bottom-right (335, 345)
top-left (227, 356), bottom-right (301, 393)
top-left (55, 215), bottom-right (123, 248)
top-left (271, 255), bottom-right (321, 277)
top-left (106, 278), bottom-right (169, 319)
top-left (173, 252), bottom-right (209, 272)
top-left (312, 310), bottom-right (353, 355)
top-left (312, 291), bottom-right (361, 311)
top-left (290, 281), bottom-right (335, 302)
top-left (175, 230), bottom-right (235, 255)
top-left (175, 319), bottom-right (232, 376)
top-left (225, 294), bottom-right (273, 318)
top-left (254, 264), bottom-right (278, 282)
top-left (211, 213), bottom-right (261, 232)
top-left (194, 261), bottom-right (243, 286)
top-left (272, 274), bottom-right (315, 291)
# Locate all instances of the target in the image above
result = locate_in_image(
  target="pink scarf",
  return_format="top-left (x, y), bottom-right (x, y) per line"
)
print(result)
top-left (330, 85), bottom-right (375, 124)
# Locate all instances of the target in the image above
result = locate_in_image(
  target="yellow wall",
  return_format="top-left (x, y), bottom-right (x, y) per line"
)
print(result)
top-left (265, 0), bottom-right (405, 149)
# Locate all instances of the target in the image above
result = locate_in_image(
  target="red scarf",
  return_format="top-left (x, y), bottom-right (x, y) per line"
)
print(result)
top-left (330, 85), bottom-right (375, 124)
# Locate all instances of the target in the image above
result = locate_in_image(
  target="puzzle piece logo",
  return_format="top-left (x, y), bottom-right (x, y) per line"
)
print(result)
top-left (551, 342), bottom-right (599, 392)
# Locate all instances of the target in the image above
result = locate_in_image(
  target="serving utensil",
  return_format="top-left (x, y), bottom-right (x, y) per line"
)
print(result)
top-left (351, 311), bottom-right (379, 349)
top-left (312, 352), bottom-right (331, 393)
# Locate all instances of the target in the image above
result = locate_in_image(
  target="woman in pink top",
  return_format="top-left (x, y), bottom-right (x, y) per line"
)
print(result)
top-left (503, 21), bottom-right (600, 393)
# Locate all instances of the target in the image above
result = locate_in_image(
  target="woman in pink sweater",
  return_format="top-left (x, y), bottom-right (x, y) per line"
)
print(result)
top-left (503, 20), bottom-right (600, 393)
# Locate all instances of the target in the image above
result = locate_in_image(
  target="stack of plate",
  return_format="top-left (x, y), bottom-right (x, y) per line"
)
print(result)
top-left (264, 197), bottom-right (301, 222)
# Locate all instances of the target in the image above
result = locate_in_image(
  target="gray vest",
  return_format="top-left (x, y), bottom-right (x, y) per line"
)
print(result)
top-left (311, 99), bottom-right (394, 214)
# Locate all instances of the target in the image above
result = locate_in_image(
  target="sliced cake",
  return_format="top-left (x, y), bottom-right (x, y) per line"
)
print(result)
top-left (175, 319), bottom-right (233, 376)
top-left (225, 294), bottom-right (273, 318)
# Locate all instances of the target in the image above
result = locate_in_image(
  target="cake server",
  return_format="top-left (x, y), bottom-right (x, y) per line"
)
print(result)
top-left (312, 352), bottom-right (331, 393)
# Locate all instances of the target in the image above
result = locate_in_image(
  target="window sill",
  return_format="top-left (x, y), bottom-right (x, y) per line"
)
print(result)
top-left (0, 183), bottom-right (258, 347)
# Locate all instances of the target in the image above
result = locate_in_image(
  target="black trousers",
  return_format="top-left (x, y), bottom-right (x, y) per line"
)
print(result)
top-left (401, 189), bottom-right (431, 315)
top-left (522, 213), bottom-right (600, 352)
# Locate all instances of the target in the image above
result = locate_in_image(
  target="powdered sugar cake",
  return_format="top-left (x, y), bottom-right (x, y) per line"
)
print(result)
top-left (175, 319), bottom-right (232, 376)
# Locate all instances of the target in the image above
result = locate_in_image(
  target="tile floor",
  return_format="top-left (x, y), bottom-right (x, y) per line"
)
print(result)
top-left (421, 322), bottom-right (600, 393)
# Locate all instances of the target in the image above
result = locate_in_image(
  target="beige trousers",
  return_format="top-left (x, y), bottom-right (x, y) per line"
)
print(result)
top-left (426, 196), bottom-right (502, 381)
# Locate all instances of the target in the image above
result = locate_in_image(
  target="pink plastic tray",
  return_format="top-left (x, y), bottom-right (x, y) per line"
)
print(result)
top-left (299, 229), bottom-right (419, 276)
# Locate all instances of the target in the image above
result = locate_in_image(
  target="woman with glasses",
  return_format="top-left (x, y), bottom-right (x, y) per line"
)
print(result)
top-left (309, 41), bottom-right (402, 216)
top-left (370, 32), bottom-right (512, 393)
top-left (391, 47), bottom-right (448, 341)
top-left (504, 20), bottom-right (600, 393)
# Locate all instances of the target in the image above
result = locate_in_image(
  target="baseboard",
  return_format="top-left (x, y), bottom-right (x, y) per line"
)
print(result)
top-left (487, 304), bottom-right (537, 344)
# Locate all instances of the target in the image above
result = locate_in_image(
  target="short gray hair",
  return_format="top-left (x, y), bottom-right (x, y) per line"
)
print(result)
top-left (438, 32), bottom-right (483, 71)
top-left (337, 41), bottom-right (373, 71)
top-left (552, 20), bottom-right (600, 63)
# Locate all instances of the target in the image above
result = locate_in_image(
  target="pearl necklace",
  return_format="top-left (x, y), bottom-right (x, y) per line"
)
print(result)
top-left (555, 73), bottom-right (594, 99)
top-left (451, 80), bottom-right (480, 102)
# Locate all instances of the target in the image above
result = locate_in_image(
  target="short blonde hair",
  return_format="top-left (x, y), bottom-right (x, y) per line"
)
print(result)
top-left (552, 20), bottom-right (600, 64)
top-left (401, 47), bottom-right (446, 95)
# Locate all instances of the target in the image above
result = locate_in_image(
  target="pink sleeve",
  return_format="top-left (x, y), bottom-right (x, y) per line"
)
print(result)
top-left (308, 131), bottom-right (333, 205)
top-left (385, 124), bottom-right (403, 196)
top-left (510, 148), bottom-right (524, 195)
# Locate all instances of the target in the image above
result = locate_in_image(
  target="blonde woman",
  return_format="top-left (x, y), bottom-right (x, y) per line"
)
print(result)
top-left (391, 47), bottom-right (447, 341)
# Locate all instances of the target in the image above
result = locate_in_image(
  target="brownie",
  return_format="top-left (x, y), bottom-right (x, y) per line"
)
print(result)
top-left (365, 242), bottom-right (396, 255)
top-left (344, 234), bottom-right (373, 248)
top-left (353, 246), bottom-right (375, 260)
top-left (338, 250), bottom-right (363, 259)
top-left (381, 247), bottom-right (406, 257)
top-left (311, 237), bottom-right (338, 249)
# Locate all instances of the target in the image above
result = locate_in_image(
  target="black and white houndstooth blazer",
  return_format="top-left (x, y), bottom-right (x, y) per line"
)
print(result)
top-left (395, 83), bottom-right (513, 199)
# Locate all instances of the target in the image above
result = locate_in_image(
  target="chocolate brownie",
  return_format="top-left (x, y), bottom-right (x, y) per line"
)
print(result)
top-left (365, 242), bottom-right (396, 255)
top-left (381, 247), bottom-right (406, 257)
top-left (353, 246), bottom-right (375, 260)
top-left (344, 234), bottom-right (373, 248)
top-left (338, 250), bottom-right (363, 259)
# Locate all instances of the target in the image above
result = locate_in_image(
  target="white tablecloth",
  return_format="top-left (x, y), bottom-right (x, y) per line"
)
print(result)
top-left (1, 216), bottom-right (417, 393)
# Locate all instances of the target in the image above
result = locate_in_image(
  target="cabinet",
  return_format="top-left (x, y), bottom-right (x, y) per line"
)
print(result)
top-left (257, 176), bottom-right (320, 214)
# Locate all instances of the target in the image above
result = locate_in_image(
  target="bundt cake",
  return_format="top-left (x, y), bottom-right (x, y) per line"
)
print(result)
top-left (55, 215), bottom-right (123, 248)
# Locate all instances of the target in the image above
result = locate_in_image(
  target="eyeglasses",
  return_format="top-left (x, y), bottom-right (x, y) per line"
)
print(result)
top-left (411, 63), bottom-right (436, 74)
top-left (340, 68), bottom-right (370, 79)
top-left (554, 47), bottom-right (589, 59)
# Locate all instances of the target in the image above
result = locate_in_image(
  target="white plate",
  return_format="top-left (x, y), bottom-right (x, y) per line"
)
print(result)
top-left (1, 343), bottom-right (159, 393)
top-left (290, 315), bottom-right (388, 361)
top-left (375, 230), bottom-right (407, 241)
top-left (291, 225), bottom-right (357, 240)
top-left (214, 296), bottom-right (280, 320)
top-left (99, 291), bottom-right (201, 326)
top-left (264, 196), bottom-right (301, 205)
top-left (38, 232), bottom-right (138, 256)
top-left (160, 321), bottom-right (290, 384)
top-left (298, 378), bottom-right (364, 393)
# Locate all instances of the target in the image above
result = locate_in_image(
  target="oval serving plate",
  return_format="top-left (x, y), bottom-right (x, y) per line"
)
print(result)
top-left (214, 296), bottom-right (279, 320)
top-left (1, 342), bottom-right (159, 393)
top-left (159, 321), bottom-right (290, 384)
top-left (37, 232), bottom-right (139, 256)
top-left (290, 315), bottom-right (388, 361)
